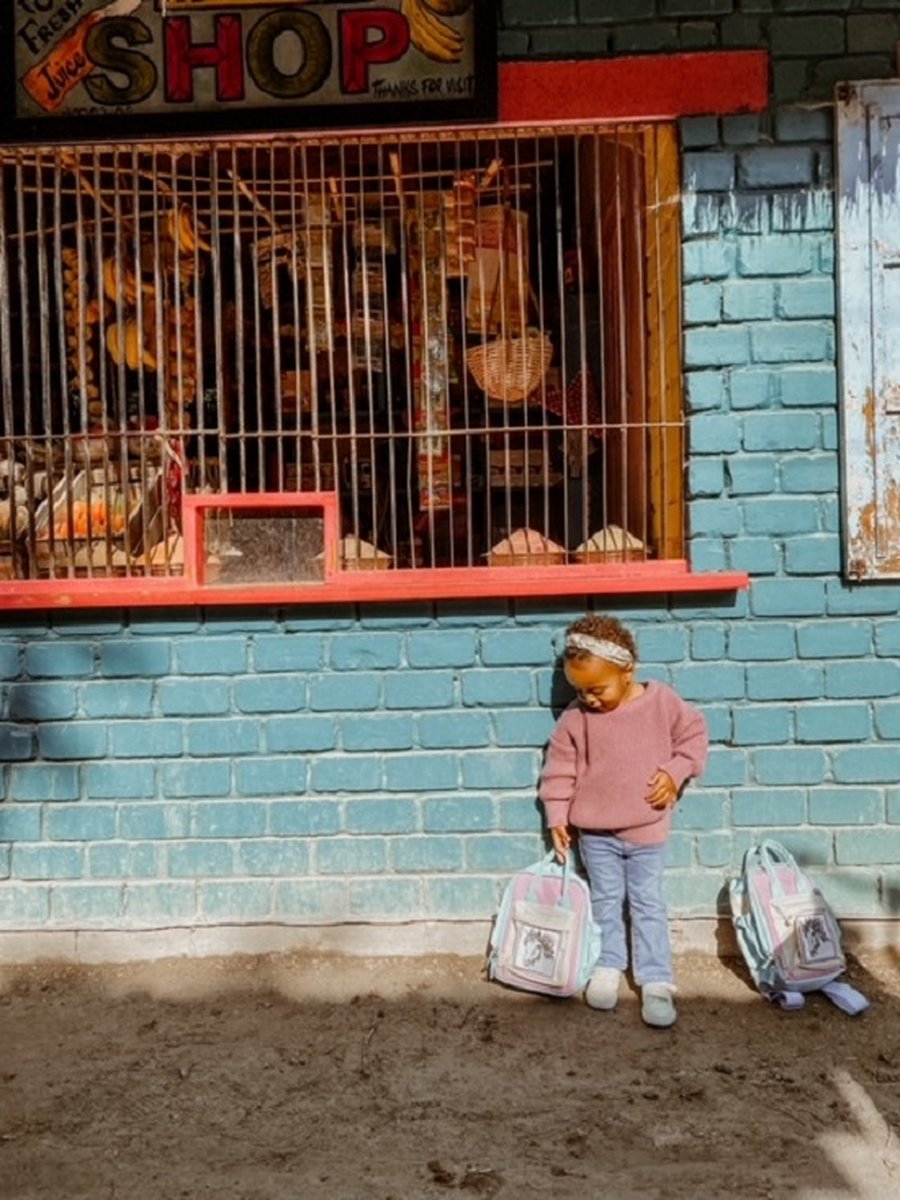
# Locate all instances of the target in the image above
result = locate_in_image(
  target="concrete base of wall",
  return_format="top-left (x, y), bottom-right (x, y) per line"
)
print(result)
top-left (0, 918), bottom-right (894, 965)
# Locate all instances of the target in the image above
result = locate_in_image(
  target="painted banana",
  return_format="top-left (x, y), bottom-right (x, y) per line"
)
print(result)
top-left (401, 0), bottom-right (463, 63)
top-left (421, 0), bottom-right (472, 14)
top-left (166, 204), bottom-right (211, 254)
top-left (102, 254), bottom-right (143, 305)
top-left (106, 320), bottom-right (157, 370)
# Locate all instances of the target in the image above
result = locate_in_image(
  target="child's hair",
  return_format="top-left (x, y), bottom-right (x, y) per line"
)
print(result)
top-left (564, 614), bottom-right (638, 664)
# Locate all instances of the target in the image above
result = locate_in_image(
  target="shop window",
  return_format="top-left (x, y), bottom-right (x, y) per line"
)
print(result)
top-left (0, 124), bottom-right (685, 591)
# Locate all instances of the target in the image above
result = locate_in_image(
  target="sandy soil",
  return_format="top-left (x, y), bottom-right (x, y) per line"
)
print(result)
top-left (1, 947), bottom-right (900, 1199)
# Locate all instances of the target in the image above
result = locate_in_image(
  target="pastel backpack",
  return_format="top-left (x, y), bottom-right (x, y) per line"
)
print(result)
top-left (729, 839), bottom-right (868, 1015)
top-left (488, 852), bottom-right (601, 998)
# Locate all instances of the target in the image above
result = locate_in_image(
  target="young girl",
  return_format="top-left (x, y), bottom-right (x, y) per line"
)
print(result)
top-left (539, 614), bottom-right (708, 1027)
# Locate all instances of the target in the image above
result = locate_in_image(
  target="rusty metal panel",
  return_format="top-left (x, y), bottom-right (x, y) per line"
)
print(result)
top-left (837, 81), bottom-right (900, 579)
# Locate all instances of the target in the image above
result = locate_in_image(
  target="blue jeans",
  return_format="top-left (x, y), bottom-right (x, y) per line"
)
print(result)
top-left (578, 832), bottom-right (672, 986)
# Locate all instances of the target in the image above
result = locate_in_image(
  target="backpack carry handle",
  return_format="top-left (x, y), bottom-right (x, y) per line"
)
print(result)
top-left (743, 839), bottom-right (810, 901)
top-left (526, 850), bottom-right (575, 908)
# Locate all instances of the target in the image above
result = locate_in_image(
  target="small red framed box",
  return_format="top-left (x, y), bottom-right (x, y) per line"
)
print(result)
top-left (182, 492), bottom-right (340, 588)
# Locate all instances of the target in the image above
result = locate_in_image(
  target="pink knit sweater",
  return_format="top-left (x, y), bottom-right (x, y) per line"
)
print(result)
top-left (539, 681), bottom-right (708, 845)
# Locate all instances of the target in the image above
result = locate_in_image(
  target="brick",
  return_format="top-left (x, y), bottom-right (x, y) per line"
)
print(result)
top-left (681, 238), bottom-right (736, 281)
top-left (753, 747), bottom-right (827, 786)
top-left (191, 802), bottom-right (267, 838)
top-left (417, 712), bottom-right (490, 749)
top-left (826, 580), bottom-right (900, 616)
top-left (664, 872), bottom-right (720, 914)
top-left (349, 878), bottom-right (423, 919)
top-left (480, 629), bottom-right (553, 666)
top-left (342, 714), bottom-right (414, 751)
top-left (674, 792), bottom-right (726, 831)
top-left (494, 710), bottom-right (555, 747)
top-left (690, 414), bottom-right (742, 454)
top-left (330, 633), bottom-right (402, 670)
top-left (780, 454), bottom-right (839, 494)
top-left (118, 804), bottom-right (190, 840)
top-left (503, 0), bottom-right (576, 24)
top-left (769, 16), bottom-right (845, 57)
top-left (737, 235), bottom-right (815, 277)
top-left (784, 535), bottom-right (842, 575)
top-left (308, 674), bottom-right (382, 712)
top-left (272, 879), bottom-right (348, 921)
top-left (750, 580), bottom-right (826, 618)
top-left (424, 876), bottom-right (500, 918)
top-left (199, 881), bottom-right (272, 921)
top-left (393, 835), bottom-right (463, 872)
top-left (722, 280), bottom-right (775, 321)
top-left (728, 623), bottom-right (795, 660)
top-left (826, 661), bottom-right (900, 699)
top-left (874, 620), bottom-right (900, 656)
top-left (186, 719), bottom-right (259, 757)
top-left (84, 763), bottom-right (156, 801)
top-left (44, 803), bottom-right (117, 841)
top-left (683, 152), bottom-right (735, 192)
top-left (384, 756), bottom-right (460, 799)
top-left (423, 795), bottom-right (494, 833)
top-left (88, 843), bottom-right (160, 878)
top-left (233, 677), bottom-right (306, 714)
top-left (315, 837), bottom-right (387, 874)
top-left (173, 639), bottom-right (247, 675)
top-left (201, 613), bottom-right (277, 634)
top-left (770, 192), bottom-right (834, 234)
top-left (0, 883), bottom-right (49, 923)
top-left (157, 680), bottom-right (229, 717)
top-left (835, 829), bottom-right (900, 866)
top-left (384, 672), bottom-right (454, 710)
top-left (407, 631), bottom-right (476, 668)
top-left (833, 746), bottom-right (900, 784)
top-left (797, 703), bottom-right (871, 744)
top-left (465, 834), bottom-right (543, 872)
top-left (268, 800), bottom-right (340, 837)
top-left (312, 755), bottom-right (383, 792)
top-left (747, 663), bottom-right (824, 701)
top-left (39, 723), bottom-right (107, 760)
top-left (99, 641), bottom-right (171, 678)
top-left (696, 832), bottom-right (734, 869)
top-left (689, 499), bottom-right (742, 536)
top-left (344, 798), bottom-right (418, 835)
top-left (0, 806), bottom-right (41, 840)
top-left (738, 147), bottom-right (816, 189)
top-left (684, 281), bottom-right (723, 325)
top-left (720, 113), bottom-right (763, 146)
top-left (109, 721), bottom-right (183, 758)
top-left (732, 706), bottom-right (792, 745)
top-left (253, 634), bottom-right (324, 672)
top-left (750, 321), bottom-right (833, 365)
top-left (744, 499), bottom-right (819, 536)
top-left (167, 841), bottom-right (235, 877)
top-left (671, 663), bottom-right (745, 701)
top-left (679, 116), bottom-right (719, 148)
top-left (808, 788), bottom-right (884, 826)
top-left (8, 684), bottom-right (77, 721)
top-left (732, 788), bottom-right (806, 826)
top-left (689, 538), bottom-right (728, 572)
top-left (461, 750), bottom-right (541, 790)
top-left (777, 278), bottom-right (835, 319)
top-left (779, 366), bottom-right (836, 407)
top-left (238, 839), bottom-right (311, 875)
top-left (81, 681), bottom-right (155, 718)
top-left (702, 748), bottom-right (748, 787)
top-left (775, 107), bottom-right (833, 143)
top-left (235, 757), bottom-right (307, 797)
top-left (684, 326), bottom-right (751, 368)
top-left (0, 727), bottom-right (36, 761)
top-left (874, 702), bottom-right (900, 740)
top-left (11, 844), bottom-right (85, 879)
top-left (160, 762), bottom-right (232, 798)
top-left (50, 884), bottom-right (123, 924)
top-left (265, 716), bottom-right (336, 753)
top-left (24, 641), bottom-right (93, 678)
top-left (461, 670), bottom-right (534, 707)
top-left (636, 624), bottom-right (688, 662)
top-left (497, 795), bottom-right (543, 832)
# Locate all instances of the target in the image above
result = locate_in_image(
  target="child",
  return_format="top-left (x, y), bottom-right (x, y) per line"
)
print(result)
top-left (539, 614), bottom-right (708, 1028)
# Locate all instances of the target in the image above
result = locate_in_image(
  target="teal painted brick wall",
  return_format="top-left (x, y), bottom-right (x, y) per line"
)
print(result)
top-left (4, 3), bottom-right (900, 937)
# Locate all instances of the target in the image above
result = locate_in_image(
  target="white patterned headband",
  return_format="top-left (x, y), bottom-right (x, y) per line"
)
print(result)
top-left (565, 632), bottom-right (634, 668)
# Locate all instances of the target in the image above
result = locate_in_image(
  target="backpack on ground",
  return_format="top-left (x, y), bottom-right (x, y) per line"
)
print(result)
top-left (728, 839), bottom-right (869, 1015)
top-left (487, 851), bottom-right (601, 998)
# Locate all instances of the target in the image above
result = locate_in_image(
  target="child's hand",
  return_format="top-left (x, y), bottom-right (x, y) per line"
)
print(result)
top-left (645, 770), bottom-right (677, 810)
top-left (550, 825), bottom-right (572, 863)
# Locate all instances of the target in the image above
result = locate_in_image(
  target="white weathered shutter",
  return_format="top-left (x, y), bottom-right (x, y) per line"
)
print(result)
top-left (838, 81), bottom-right (900, 579)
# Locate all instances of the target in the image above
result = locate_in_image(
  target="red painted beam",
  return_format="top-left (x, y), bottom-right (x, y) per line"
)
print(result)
top-left (499, 51), bottom-right (769, 125)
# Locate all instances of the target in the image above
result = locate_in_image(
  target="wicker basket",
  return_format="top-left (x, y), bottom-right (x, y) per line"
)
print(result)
top-left (466, 328), bottom-right (553, 403)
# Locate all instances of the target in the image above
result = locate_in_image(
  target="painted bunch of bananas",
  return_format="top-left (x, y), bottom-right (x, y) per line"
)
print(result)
top-left (165, 203), bottom-right (210, 258)
top-left (62, 245), bottom-right (103, 412)
top-left (401, 0), bottom-right (472, 64)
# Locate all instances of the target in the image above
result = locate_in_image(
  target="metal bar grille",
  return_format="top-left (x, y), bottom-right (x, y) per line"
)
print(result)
top-left (0, 124), bottom-right (683, 581)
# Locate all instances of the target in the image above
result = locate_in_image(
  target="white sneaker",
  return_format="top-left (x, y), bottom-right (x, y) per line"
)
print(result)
top-left (641, 982), bottom-right (677, 1028)
top-left (585, 967), bottom-right (622, 1011)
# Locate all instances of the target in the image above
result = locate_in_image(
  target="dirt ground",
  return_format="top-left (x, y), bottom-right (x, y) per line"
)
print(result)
top-left (1, 946), bottom-right (900, 1200)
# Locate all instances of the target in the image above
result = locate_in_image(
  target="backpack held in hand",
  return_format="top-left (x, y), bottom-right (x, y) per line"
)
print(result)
top-left (729, 839), bottom-right (869, 1015)
top-left (487, 852), bottom-right (601, 998)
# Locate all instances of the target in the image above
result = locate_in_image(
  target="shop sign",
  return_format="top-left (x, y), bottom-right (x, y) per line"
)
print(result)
top-left (2, 0), bottom-right (496, 141)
